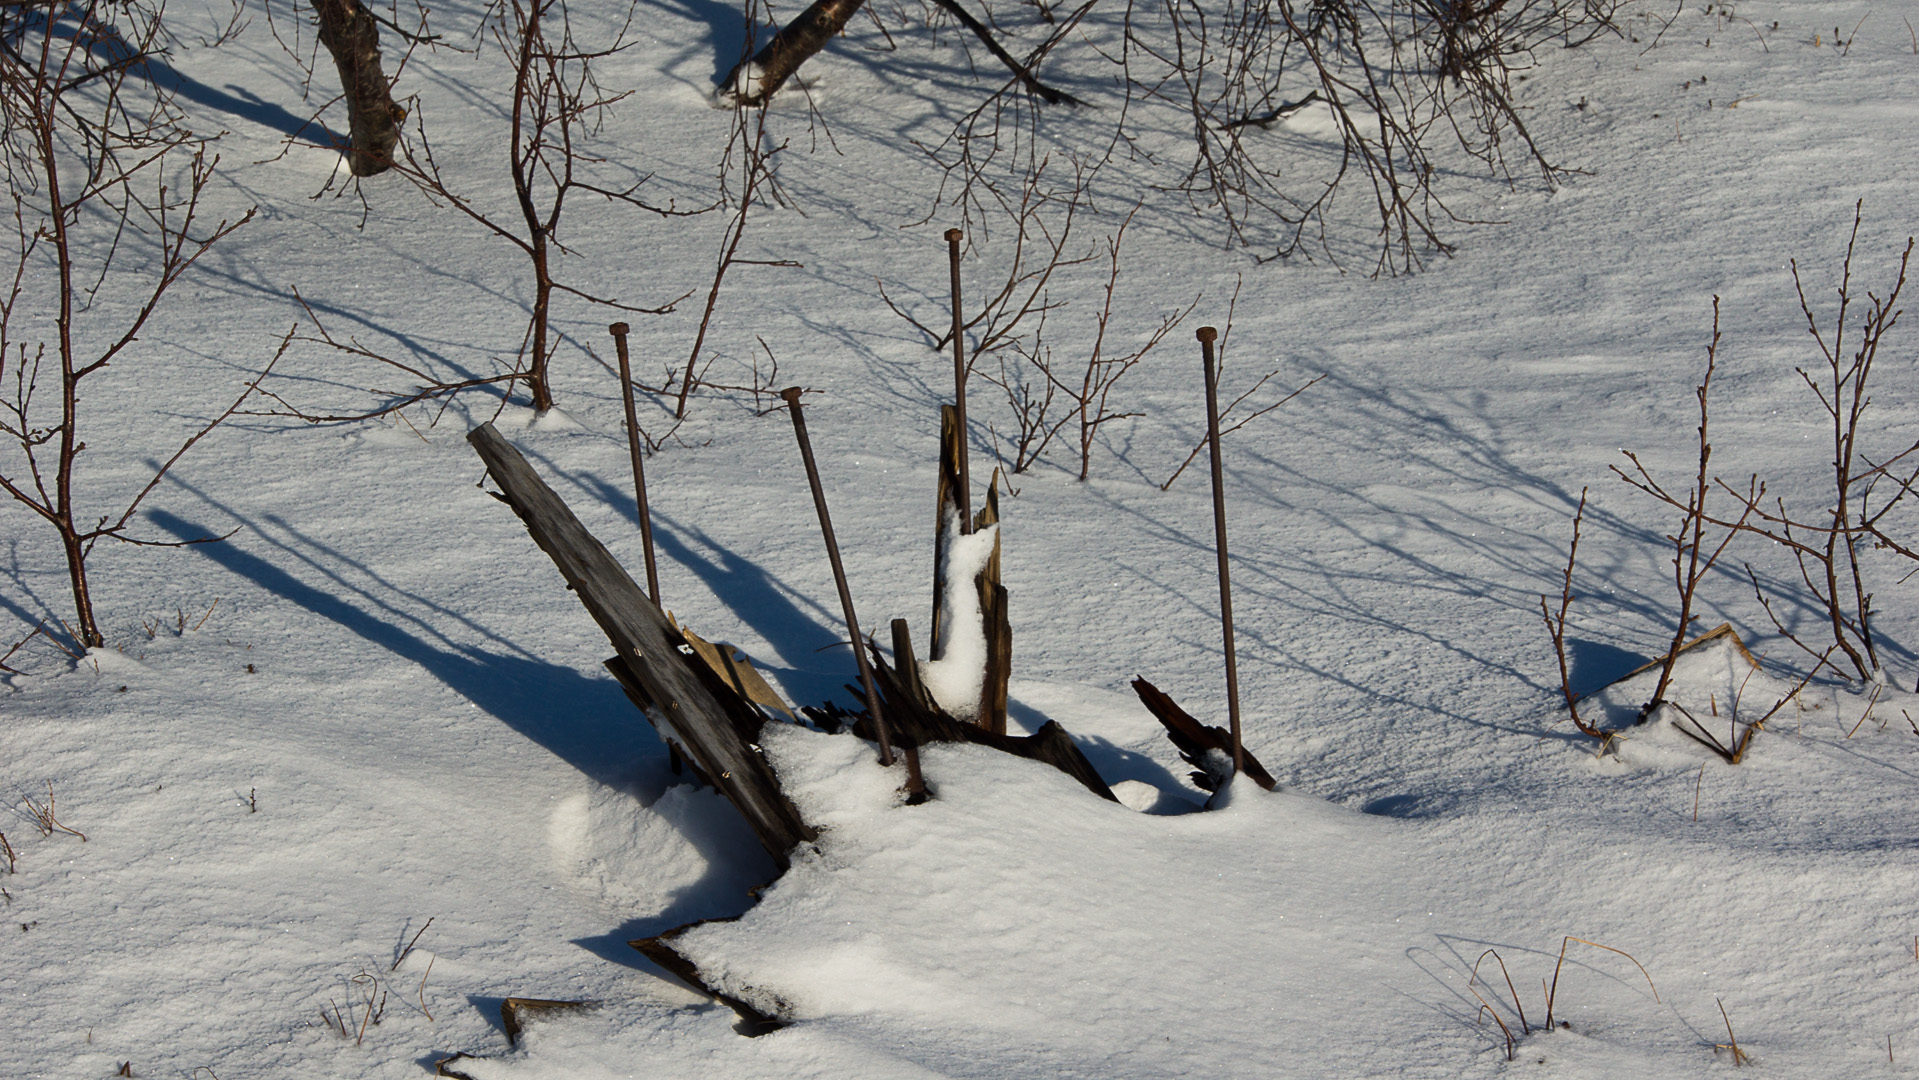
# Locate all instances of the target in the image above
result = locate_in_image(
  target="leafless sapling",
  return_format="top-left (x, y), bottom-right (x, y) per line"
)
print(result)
top-left (398, 0), bottom-right (689, 412)
top-left (672, 96), bottom-right (801, 419)
top-left (1540, 488), bottom-right (1605, 739)
top-left (1027, 206), bottom-right (1194, 481)
top-left (0, 0), bottom-right (269, 648)
top-left (1160, 279), bottom-right (1322, 490)
top-left (1730, 208), bottom-right (1918, 681)
top-left (883, 160), bottom-right (1092, 473)
top-left (1613, 299), bottom-right (1756, 722)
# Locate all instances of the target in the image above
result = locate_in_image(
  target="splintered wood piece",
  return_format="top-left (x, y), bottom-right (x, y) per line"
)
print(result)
top-left (631, 918), bottom-right (786, 1035)
top-left (672, 616), bottom-right (797, 722)
top-left (467, 422), bottom-right (814, 869)
top-left (931, 403), bottom-right (967, 657)
top-left (863, 640), bottom-right (1118, 802)
top-left (974, 475), bottom-right (1009, 735)
top-left (890, 618), bottom-right (932, 709)
top-left (1132, 676), bottom-right (1277, 793)
top-left (500, 998), bottom-right (595, 1047)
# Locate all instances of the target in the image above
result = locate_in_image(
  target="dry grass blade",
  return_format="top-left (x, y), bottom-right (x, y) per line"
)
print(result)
top-left (1471, 948), bottom-right (1531, 1035)
top-left (1465, 977), bottom-right (1516, 1061)
top-left (417, 956), bottom-right (436, 1022)
top-left (21, 782), bottom-right (85, 841)
top-left (1717, 997), bottom-right (1751, 1065)
top-left (1545, 936), bottom-right (1658, 1029)
top-left (393, 916), bottom-right (435, 971)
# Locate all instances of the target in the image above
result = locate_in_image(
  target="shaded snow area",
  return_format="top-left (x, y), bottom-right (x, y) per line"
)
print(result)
top-left (10, 1), bottom-right (1919, 1078)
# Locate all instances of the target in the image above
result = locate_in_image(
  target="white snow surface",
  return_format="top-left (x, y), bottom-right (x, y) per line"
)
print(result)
top-left (919, 520), bottom-right (998, 719)
top-left (6, 2), bottom-right (1919, 1078)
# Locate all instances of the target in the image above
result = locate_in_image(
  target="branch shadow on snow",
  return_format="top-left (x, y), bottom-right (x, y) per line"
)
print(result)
top-left (148, 501), bottom-right (787, 980)
top-left (148, 508), bottom-right (655, 789)
top-left (555, 463), bottom-right (860, 710)
top-left (26, 4), bottom-right (330, 145)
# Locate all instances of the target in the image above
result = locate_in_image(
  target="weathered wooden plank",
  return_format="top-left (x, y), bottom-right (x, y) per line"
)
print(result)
top-left (467, 422), bottom-right (814, 868)
top-left (974, 478), bottom-right (1009, 735)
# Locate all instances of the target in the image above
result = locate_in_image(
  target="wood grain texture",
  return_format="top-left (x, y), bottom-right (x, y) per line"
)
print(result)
top-left (467, 422), bottom-right (814, 867)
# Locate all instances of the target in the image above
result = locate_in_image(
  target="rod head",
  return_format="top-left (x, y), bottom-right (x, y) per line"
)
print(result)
top-left (779, 387), bottom-right (805, 405)
top-left (608, 322), bottom-right (630, 336)
top-left (944, 228), bottom-right (963, 244)
top-left (1196, 326), bottom-right (1219, 343)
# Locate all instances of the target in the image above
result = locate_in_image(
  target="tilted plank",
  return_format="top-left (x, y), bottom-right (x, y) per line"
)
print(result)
top-left (467, 422), bottom-right (814, 867)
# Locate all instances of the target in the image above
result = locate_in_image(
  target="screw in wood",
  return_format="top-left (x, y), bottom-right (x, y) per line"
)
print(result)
top-left (945, 228), bottom-right (972, 533)
top-left (609, 323), bottom-right (662, 605)
top-left (780, 387), bottom-right (898, 768)
top-left (1197, 326), bottom-right (1244, 779)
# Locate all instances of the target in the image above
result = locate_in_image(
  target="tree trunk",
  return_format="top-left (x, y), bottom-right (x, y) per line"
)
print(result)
top-left (722, 0), bottom-right (867, 107)
top-left (312, 0), bottom-right (402, 176)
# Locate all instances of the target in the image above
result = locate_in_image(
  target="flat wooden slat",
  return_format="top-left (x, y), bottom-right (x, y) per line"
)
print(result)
top-left (467, 422), bottom-right (814, 867)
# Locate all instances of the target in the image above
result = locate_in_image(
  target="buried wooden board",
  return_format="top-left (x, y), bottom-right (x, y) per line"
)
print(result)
top-left (630, 917), bottom-right (786, 1036)
top-left (467, 422), bottom-right (815, 869)
top-left (501, 998), bottom-right (596, 1046)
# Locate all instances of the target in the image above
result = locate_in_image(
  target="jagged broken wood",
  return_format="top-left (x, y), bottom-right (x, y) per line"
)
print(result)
top-left (1132, 676), bottom-right (1277, 793)
top-left (467, 422), bottom-right (815, 869)
top-left (928, 404), bottom-right (1011, 732)
top-left (869, 632), bottom-right (1116, 802)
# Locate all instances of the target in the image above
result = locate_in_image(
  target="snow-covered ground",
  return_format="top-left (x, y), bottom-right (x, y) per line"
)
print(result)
top-left (7, 2), bottom-right (1919, 1076)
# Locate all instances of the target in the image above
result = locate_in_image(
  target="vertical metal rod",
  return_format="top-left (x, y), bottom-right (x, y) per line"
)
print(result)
top-left (945, 227), bottom-right (973, 533)
top-left (609, 322), bottom-right (661, 606)
top-left (1197, 327), bottom-right (1243, 778)
top-left (781, 387), bottom-right (897, 767)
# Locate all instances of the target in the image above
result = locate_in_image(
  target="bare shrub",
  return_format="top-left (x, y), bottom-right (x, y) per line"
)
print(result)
top-left (1615, 210), bottom-right (1919, 686)
top-left (0, 0), bottom-right (268, 647)
top-left (1024, 206), bottom-right (1195, 481)
top-left (859, 0), bottom-right (1627, 272)
top-left (397, 0), bottom-right (691, 413)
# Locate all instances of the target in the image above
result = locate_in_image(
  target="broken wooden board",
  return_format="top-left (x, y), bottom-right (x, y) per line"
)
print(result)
top-left (1131, 676), bottom-right (1278, 793)
top-left (928, 404), bottom-right (1011, 732)
top-left (930, 403), bottom-right (964, 657)
top-left (864, 635), bottom-right (1118, 802)
top-left (672, 616), bottom-right (798, 723)
top-left (501, 998), bottom-right (596, 1047)
top-left (467, 422), bottom-right (815, 869)
top-left (631, 917), bottom-right (786, 1036)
